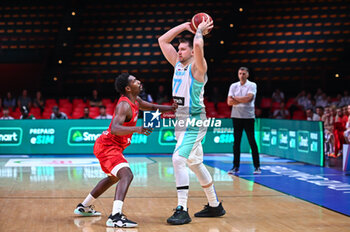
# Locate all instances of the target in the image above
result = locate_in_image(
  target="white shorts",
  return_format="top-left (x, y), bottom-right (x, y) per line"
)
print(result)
top-left (173, 114), bottom-right (207, 166)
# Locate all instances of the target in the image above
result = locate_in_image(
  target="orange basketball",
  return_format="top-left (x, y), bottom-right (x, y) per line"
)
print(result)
top-left (190, 12), bottom-right (213, 34)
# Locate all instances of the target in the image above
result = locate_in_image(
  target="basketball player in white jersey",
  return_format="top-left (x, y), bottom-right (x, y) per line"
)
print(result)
top-left (158, 17), bottom-right (225, 225)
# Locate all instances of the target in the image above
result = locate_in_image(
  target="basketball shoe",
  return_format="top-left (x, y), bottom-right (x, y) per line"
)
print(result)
top-left (74, 203), bottom-right (101, 216)
top-left (227, 166), bottom-right (239, 175)
top-left (194, 202), bottom-right (226, 217)
top-left (106, 213), bottom-right (138, 228)
top-left (253, 167), bottom-right (262, 174)
top-left (167, 206), bottom-right (192, 225)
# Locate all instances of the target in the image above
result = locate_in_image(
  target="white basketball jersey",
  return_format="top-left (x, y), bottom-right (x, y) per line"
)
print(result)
top-left (172, 62), bottom-right (207, 115)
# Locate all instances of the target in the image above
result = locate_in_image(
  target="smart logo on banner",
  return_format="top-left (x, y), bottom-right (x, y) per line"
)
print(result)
top-left (0, 127), bottom-right (22, 146)
top-left (68, 127), bottom-right (105, 146)
top-left (158, 127), bottom-right (205, 145)
top-left (159, 127), bottom-right (177, 145)
top-left (262, 127), bottom-right (271, 146)
top-left (297, 131), bottom-right (309, 153)
top-left (278, 129), bottom-right (289, 149)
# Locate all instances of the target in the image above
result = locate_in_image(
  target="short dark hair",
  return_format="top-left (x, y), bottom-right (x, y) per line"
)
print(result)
top-left (178, 38), bottom-right (193, 49)
top-left (99, 105), bottom-right (106, 109)
top-left (115, 72), bottom-right (130, 94)
top-left (239, 67), bottom-right (249, 73)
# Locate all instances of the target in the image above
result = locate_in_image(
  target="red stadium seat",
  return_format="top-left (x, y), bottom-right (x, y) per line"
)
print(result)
top-left (292, 110), bottom-right (306, 120)
top-left (260, 97), bottom-right (272, 109)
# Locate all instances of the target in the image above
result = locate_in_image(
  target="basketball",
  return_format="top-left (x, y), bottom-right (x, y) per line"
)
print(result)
top-left (190, 12), bottom-right (213, 34)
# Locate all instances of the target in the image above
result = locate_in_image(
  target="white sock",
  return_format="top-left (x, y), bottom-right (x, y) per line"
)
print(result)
top-left (82, 193), bottom-right (96, 207)
top-left (177, 189), bottom-right (188, 211)
top-left (112, 200), bottom-right (123, 215)
top-left (173, 153), bottom-right (189, 211)
top-left (203, 185), bottom-right (219, 207)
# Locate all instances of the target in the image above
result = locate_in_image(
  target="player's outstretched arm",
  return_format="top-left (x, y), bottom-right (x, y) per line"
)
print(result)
top-left (136, 97), bottom-right (178, 112)
top-left (158, 22), bottom-right (194, 67)
top-left (110, 101), bottom-right (146, 136)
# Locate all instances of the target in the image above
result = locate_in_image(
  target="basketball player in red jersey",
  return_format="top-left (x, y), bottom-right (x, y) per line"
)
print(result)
top-left (74, 73), bottom-right (177, 228)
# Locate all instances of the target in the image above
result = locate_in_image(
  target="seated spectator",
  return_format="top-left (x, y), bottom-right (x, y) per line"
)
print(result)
top-left (327, 96), bottom-right (336, 108)
top-left (272, 102), bottom-right (290, 119)
top-left (89, 89), bottom-right (103, 107)
top-left (33, 91), bottom-right (45, 113)
top-left (334, 107), bottom-right (347, 156)
top-left (0, 107), bottom-right (14, 120)
top-left (272, 88), bottom-right (285, 103)
top-left (315, 106), bottom-right (324, 120)
top-left (314, 88), bottom-right (323, 102)
top-left (300, 93), bottom-right (313, 111)
top-left (20, 106), bottom-right (35, 119)
top-left (95, 105), bottom-right (112, 119)
top-left (340, 90), bottom-right (350, 107)
top-left (3, 91), bottom-right (16, 111)
top-left (17, 89), bottom-right (32, 109)
top-left (322, 106), bottom-right (334, 157)
top-left (50, 106), bottom-right (68, 119)
top-left (310, 98), bottom-right (317, 112)
top-left (316, 93), bottom-right (328, 108)
top-left (155, 84), bottom-right (169, 104)
top-left (80, 107), bottom-right (91, 119)
top-left (344, 105), bottom-right (350, 144)
top-left (343, 105), bottom-right (349, 117)
top-left (296, 90), bottom-right (309, 110)
top-left (306, 108), bottom-right (319, 121)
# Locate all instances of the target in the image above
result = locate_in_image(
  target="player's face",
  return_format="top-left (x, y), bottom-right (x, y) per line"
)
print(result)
top-left (128, 75), bottom-right (142, 95)
top-left (178, 42), bottom-right (192, 62)
top-left (238, 69), bottom-right (249, 83)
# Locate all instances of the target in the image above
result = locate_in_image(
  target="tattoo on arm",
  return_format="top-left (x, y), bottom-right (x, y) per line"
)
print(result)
top-left (195, 28), bottom-right (203, 39)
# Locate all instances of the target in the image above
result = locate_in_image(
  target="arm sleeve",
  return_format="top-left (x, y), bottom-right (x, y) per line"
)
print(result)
top-left (228, 84), bottom-right (234, 97)
top-left (247, 83), bottom-right (257, 96)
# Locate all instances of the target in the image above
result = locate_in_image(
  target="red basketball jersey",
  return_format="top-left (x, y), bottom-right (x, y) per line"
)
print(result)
top-left (99, 96), bottom-right (139, 150)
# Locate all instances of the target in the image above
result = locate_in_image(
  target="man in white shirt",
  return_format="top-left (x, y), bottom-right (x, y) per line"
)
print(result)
top-left (0, 107), bottom-right (14, 120)
top-left (50, 106), bottom-right (68, 119)
top-left (227, 67), bottom-right (261, 175)
top-left (95, 105), bottom-right (112, 119)
top-left (306, 108), bottom-right (320, 121)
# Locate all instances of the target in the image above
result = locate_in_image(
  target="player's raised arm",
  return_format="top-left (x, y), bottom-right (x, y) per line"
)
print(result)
top-left (136, 96), bottom-right (177, 112)
top-left (192, 17), bottom-right (213, 82)
top-left (111, 101), bottom-right (151, 136)
top-left (158, 22), bottom-right (194, 67)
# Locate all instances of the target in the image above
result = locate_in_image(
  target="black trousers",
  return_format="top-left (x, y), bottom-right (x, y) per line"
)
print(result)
top-left (232, 118), bottom-right (260, 168)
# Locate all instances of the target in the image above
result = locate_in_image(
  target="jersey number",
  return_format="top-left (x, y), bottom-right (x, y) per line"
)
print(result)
top-left (173, 78), bottom-right (182, 94)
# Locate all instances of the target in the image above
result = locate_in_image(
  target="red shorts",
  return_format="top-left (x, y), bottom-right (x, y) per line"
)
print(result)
top-left (94, 137), bottom-right (129, 176)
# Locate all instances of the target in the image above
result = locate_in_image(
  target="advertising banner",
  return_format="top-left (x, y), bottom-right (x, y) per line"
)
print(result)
top-left (0, 118), bottom-right (323, 166)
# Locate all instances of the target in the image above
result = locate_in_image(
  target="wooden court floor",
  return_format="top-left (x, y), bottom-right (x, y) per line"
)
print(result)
top-left (0, 156), bottom-right (349, 232)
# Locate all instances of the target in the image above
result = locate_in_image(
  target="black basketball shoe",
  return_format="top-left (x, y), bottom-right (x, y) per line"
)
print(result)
top-left (167, 206), bottom-right (192, 225)
top-left (194, 202), bottom-right (226, 217)
top-left (106, 213), bottom-right (138, 228)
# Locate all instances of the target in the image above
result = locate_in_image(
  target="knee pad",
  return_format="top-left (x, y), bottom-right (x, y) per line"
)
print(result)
top-left (172, 154), bottom-right (189, 187)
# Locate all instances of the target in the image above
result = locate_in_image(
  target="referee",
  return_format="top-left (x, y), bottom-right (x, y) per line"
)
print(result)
top-left (227, 67), bottom-right (261, 175)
